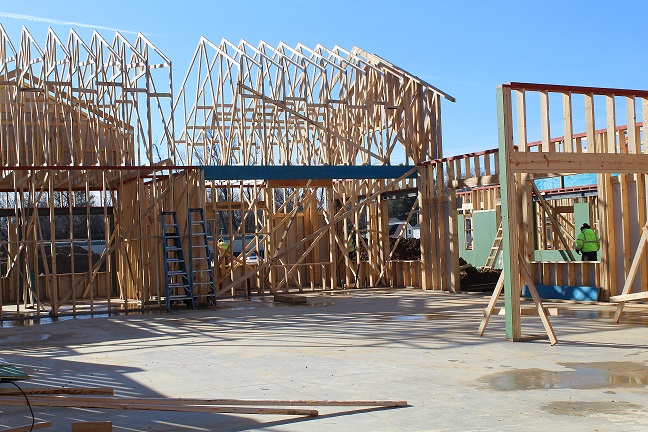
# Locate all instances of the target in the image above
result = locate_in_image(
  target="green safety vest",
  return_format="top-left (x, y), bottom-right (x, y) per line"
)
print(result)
top-left (347, 238), bottom-right (355, 253)
top-left (576, 228), bottom-right (600, 253)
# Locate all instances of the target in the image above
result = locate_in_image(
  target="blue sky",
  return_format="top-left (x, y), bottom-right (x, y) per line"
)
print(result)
top-left (0, 0), bottom-right (644, 157)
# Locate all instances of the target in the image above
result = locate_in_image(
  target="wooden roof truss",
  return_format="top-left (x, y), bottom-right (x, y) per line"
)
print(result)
top-left (173, 38), bottom-right (452, 167)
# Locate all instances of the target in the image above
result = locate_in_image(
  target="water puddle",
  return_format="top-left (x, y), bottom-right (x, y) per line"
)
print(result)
top-left (393, 315), bottom-right (424, 321)
top-left (480, 361), bottom-right (648, 390)
top-left (560, 309), bottom-right (648, 326)
top-left (0, 313), bottom-right (110, 327)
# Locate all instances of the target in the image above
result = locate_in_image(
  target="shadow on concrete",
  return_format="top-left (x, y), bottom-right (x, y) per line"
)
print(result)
top-left (1, 287), bottom-right (647, 430)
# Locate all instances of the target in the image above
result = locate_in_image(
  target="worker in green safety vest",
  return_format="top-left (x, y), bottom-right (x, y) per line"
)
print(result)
top-left (346, 234), bottom-right (356, 260)
top-left (576, 223), bottom-right (600, 261)
top-left (217, 238), bottom-right (230, 264)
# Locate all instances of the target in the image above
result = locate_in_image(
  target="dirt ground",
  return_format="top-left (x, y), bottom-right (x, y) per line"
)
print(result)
top-left (459, 257), bottom-right (501, 290)
top-left (356, 237), bottom-right (421, 261)
top-left (359, 237), bottom-right (501, 289)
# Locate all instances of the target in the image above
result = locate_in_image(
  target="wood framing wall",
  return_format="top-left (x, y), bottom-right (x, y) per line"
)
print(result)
top-left (0, 27), bottom-right (174, 318)
top-left (171, 38), bottom-right (453, 296)
top-left (497, 82), bottom-right (648, 340)
top-left (2, 27), bottom-right (644, 330)
top-left (0, 30), bottom-right (456, 318)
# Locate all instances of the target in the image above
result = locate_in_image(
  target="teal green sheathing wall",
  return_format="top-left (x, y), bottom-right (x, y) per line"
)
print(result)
top-left (458, 216), bottom-right (473, 264)
top-left (574, 202), bottom-right (590, 234)
top-left (458, 210), bottom-right (499, 268)
top-left (533, 202), bottom-right (591, 261)
top-left (533, 250), bottom-right (577, 260)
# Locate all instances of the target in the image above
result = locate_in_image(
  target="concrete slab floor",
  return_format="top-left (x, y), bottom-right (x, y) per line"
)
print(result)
top-left (1, 288), bottom-right (648, 432)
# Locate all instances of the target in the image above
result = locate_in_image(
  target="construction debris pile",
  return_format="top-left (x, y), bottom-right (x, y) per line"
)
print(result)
top-left (459, 258), bottom-right (501, 290)
top-left (40, 246), bottom-right (106, 275)
top-left (356, 238), bottom-right (421, 261)
top-left (357, 239), bottom-right (500, 290)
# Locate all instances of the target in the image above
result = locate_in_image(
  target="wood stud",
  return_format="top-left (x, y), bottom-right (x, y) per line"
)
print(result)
top-left (1, 27), bottom-right (646, 339)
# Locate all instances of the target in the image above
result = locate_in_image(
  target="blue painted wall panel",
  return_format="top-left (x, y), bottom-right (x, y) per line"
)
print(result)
top-left (522, 284), bottom-right (599, 301)
top-left (201, 165), bottom-right (418, 180)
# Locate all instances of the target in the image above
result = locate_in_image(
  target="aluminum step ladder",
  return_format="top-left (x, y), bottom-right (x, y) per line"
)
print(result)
top-left (161, 211), bottom-right (194, 311)
top-left (188, 208), bottom-right (217, 305)
top-left (483, 222), bottom-right (503, 270)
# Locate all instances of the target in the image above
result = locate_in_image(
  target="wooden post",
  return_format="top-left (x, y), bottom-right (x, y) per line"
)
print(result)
top-left (496, 85), bottom-right (522, 341)
top-left (418, 165), bottom-right (433, 290)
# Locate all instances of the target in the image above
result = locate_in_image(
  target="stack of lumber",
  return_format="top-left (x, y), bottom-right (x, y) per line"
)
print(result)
top-left (0, 386), bottom-right (408, 425)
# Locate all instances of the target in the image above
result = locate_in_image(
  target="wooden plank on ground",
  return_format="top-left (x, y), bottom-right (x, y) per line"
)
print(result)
top-left (0, 397), bottom-right (319, 416)
top-left (36, 396), bottom-right (408, 407)
top-left (3, 422), bottom-right (52, 432)
top-left (0, 387), bottom-right (114, 396)
top-left (273, 293), bottom-right (307, 304)
top-left (71, 422), bottom-right (112, 432)
top-left (489, 307), bottom-right (560, 316)
top-left (609, 291), bottom-right (648, 302)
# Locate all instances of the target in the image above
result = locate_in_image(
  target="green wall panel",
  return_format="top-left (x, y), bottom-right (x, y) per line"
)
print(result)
top-left (574, 202), bottom-right (590, 238)
top-left (458, 210), bottom-right (498, 268)
top-left (533, 202), bottom-right (591, 262)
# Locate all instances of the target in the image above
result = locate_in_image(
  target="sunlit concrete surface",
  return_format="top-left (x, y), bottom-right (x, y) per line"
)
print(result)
top-left (1, 288), bottom-right (648, 431)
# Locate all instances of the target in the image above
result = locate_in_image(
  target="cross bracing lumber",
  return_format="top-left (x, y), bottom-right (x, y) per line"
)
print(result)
top-left (495, 82), bottom-right (648, 342)
top-left (170, 38), bottom-right (453, 297)
top-left (0, 26), bottom-right (173, 318)
top-left (0, 28), bottom-right (454, 317)
top-left (173, 38), bottom-right (452, 167)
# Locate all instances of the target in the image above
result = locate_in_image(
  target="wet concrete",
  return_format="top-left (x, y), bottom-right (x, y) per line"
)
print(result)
top-left (541, 401), bottom-right (643, 417)
top-left (560, 308), bottom-right (648, 326)
top-left (481, 361), bottom-right (648, 391)
top-left (392, 313), bottom-right (456, 321)
top-left (2, 289), bottom-right (648, 431)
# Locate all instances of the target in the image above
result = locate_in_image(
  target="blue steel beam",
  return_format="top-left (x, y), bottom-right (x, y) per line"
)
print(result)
top-left (201, 165), bottom-right (418, 180)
